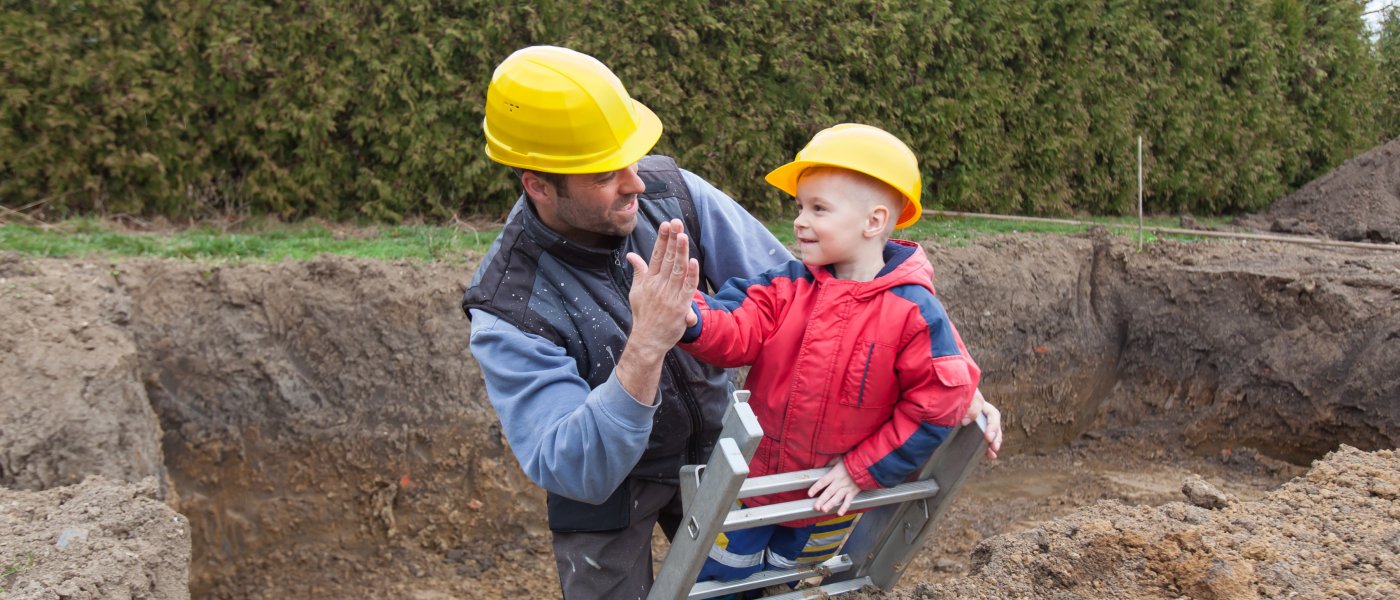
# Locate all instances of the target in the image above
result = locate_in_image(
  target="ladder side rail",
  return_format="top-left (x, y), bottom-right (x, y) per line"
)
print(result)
top-left (648, 437), bottom-right (753, 600)
top-left (824, 414), bottom-right (988, 589)
top-left (653, 392), bottom-right (764, 600)
top-left (680, 392), bottom-right (763, 514)
top-left (863, 414), bottom-right (988, 589)
top-left (717, 390), bottom-right (760, 463)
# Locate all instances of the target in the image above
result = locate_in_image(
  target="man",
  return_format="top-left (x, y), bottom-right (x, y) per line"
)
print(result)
top-left (462, 46), bottom-right (1002, 598)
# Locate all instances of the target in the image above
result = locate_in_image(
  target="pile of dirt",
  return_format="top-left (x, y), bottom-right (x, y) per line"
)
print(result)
top-left (898, 430), bottom-right (1308, 590)
top-left (1237, 136), bottom-right (1400, 243)
top-left (0, 476), bottom-right (190, 599)
top-left (877, 445), bottom-right (1399, 600)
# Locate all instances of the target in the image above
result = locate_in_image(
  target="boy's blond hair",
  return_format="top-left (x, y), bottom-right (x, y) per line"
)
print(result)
top-left (797, 166), bottom-right (908, 238)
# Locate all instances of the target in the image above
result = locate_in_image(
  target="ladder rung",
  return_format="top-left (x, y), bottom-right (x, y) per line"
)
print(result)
top-left (761, 576), bottom-right (874, 600)
top-left (687, 555), bottom-right (853, 600)
top-left (723, 479), bottom-right (940, 532)
top-left (737, 468), bottom-right (830, 499)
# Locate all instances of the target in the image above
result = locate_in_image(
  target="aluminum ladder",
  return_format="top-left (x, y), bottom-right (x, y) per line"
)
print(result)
top-left (648, 390), bottom-right (988, 600)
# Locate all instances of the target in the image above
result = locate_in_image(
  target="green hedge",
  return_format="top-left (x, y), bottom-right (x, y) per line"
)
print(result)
top-left (1, 0), bottom-right (1394, 221)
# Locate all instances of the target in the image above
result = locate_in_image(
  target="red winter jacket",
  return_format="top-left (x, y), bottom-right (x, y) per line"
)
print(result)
top-left (680, 240), bottom-right (979, 525)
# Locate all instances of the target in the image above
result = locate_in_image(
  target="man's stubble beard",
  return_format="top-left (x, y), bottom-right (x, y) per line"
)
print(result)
top-left (555, 190), bottom-right (639, 240)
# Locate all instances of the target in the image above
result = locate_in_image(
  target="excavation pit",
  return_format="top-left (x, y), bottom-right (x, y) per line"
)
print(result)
top-left (1, 230), bottom-right (1397, 598)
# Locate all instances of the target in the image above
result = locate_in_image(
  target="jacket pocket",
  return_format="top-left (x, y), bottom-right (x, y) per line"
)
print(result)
top-left (819, 339), bottom-right (900, 456)
top-left (932, 356), bottom-right (973, 388)
top-left (841, 339), bottom-right (899, 409)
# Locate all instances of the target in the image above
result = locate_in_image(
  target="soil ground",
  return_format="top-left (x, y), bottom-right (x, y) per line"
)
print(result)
top-left (867, 445), bottom-right (1399, 600)
top-left (2, 139), bottom-right (1399, 598)
top-left (0, 476), bottom-right (190, 599)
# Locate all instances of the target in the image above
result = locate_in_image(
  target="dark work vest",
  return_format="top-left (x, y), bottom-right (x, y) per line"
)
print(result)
top-left (462, 155), bottom-right (732, 533)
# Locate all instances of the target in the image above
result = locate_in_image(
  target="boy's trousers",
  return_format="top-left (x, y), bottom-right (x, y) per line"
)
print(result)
top-left (697, 512), bottom-right (859, 583)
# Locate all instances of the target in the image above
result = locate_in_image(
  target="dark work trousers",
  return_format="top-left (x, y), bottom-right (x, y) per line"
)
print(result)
top-left (551, 478), bottom-right (685, 599)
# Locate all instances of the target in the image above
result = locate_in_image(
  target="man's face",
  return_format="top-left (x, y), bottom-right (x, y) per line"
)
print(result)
top-left (537, 165), bottom-right (646, 246)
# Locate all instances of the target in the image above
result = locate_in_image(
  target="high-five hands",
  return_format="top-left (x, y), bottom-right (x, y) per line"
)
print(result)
top-left (625, 219), bottom-right (702, 353)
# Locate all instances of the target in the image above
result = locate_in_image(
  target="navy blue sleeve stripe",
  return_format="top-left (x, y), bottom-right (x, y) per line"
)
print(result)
top-left (867, 422), bottom-right (955, 488)
top-left (705, 259), bottom-right (812, 312)
top-left (889, 285), bottom-right (961, 359)
top-left (680, 300), bottom-right (704, 342)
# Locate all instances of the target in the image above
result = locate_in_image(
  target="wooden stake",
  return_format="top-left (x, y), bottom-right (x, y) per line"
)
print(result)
top-left (1138, 136), bottom-right (1144, 252)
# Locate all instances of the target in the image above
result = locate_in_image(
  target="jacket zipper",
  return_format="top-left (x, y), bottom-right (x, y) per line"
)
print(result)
top-left (776, 283), bottom-right (827, 459)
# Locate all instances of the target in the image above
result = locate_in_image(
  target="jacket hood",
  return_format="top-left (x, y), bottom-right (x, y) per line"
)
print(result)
top-left (809, 239), bottom-right (935, 301)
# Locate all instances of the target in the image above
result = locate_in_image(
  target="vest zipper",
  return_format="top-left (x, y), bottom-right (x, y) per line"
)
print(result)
top-left (665, 353), bottom-right (705, 465)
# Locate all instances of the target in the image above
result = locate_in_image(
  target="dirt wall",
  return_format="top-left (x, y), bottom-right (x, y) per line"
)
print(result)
top-left (931, 233), bottom-right (1400, 462)
top-left (1106, 241), bottom-right (1400, 461)
top-left (117, 256), bottom-right (545, 596)
top-left (0, 253), bottom-right (165, 491)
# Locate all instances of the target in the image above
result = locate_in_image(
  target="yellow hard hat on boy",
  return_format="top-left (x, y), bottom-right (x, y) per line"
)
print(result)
top-left (483, 46), bottom-right (662, 174)
top-left (765, 123), bottom-right (923, 229)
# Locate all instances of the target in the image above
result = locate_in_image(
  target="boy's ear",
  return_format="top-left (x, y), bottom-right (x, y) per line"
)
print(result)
top-left (864, 204), bottom-right (891, 239)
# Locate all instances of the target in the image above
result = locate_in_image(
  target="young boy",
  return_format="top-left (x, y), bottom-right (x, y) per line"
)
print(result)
top-left (678, 123), bottom-right (982, 583)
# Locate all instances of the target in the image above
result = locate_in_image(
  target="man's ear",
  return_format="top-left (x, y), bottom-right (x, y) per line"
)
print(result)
top-left (521, 171), bottom-right (558, 207)
top-left (865, 204), bottom-right (891, 239)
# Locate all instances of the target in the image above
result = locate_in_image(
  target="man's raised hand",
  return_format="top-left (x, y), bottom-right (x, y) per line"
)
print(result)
top-left (625, 219), bottom-right (701, 354)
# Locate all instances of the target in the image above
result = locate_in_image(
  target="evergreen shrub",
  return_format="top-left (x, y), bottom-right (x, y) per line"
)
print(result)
top-left (0, 0), bottom-right (1389, 220)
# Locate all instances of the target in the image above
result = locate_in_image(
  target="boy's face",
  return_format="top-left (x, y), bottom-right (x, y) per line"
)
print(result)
top-left (792, 170), bottom-right (883, 269)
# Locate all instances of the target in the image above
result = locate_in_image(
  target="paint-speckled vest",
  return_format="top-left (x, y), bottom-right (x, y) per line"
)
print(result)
top-left (462, 155), bottom-right (731, 532)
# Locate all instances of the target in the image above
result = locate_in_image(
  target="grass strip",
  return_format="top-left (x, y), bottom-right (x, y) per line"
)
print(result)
top-left (0, 219), bottom-right (494, 263)
top-left (0, 214), bottom-right (1234, 263)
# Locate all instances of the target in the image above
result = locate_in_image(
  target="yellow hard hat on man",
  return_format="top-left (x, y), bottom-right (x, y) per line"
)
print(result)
top-left (484, 46), bottom-right (662, 174)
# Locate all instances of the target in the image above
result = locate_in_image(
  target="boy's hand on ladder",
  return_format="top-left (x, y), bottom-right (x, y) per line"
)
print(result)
top-left (963, 388), bottom-right (1003, 460)
top-left (809, 456), bottom-right (861, 516)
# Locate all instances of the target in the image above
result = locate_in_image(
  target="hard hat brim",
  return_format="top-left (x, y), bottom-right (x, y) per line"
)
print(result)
top-left (765, 160), bottom-right (923, 229)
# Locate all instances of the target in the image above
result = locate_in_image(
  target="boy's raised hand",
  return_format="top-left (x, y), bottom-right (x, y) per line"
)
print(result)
top-left (809, 456), bottom-right (861, 516)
